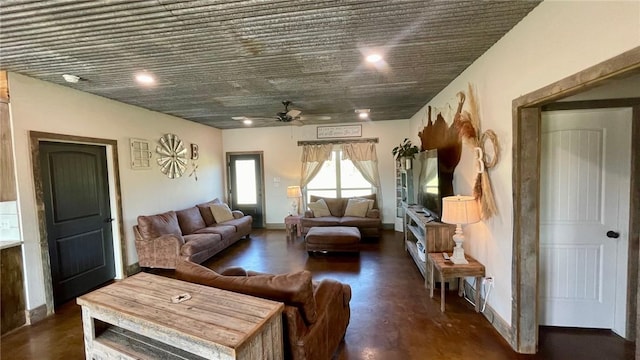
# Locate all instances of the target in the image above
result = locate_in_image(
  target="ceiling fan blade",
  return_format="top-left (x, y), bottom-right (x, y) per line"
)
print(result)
top-left (298, 115), bottom-right (332, 121)
top-left (232, 116), bottom-right (276, 121)
top-left (287, 109), bottom-right (301, 118)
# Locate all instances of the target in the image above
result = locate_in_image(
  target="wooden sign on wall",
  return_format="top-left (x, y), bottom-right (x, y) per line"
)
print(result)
top-left (317, 125), bottom-right (362, 139)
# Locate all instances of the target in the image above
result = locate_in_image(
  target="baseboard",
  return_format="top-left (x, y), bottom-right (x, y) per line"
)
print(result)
top-left (463, 279), bottom-right (515, 349)
top-left (126, 262), bottom-right (141, 276)
top-left (25, 304), bottom-right (47, 325)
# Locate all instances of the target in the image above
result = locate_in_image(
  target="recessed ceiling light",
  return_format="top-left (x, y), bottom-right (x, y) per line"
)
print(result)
top-left (365, 54), bottom-right (382, 63)
top-left (62, 74), bottom-right (80, 83)
top-left (355, 109), bottom-right (370, 119)
top-left (135, 72), bottom-right (155, 85)
top-left (243, 119), bottom-right (253, 125)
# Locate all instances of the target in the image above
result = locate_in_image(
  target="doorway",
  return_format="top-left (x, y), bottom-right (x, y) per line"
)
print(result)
top-left (227, 152), bottom-right (265, 228)
top-left (511, 47), bottom-right (640, 354)
top-left (39, 141), bottom-right (116, 306)
top-left (30, 131), bottom-right (127, 315)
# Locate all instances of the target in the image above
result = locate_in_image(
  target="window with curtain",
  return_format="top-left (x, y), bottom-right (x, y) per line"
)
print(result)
top-left (305, 149), bottom-right (373, 202)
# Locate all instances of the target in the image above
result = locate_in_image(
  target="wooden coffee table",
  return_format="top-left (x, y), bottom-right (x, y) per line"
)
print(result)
top-left (77, 272), bottom-right (284, 359)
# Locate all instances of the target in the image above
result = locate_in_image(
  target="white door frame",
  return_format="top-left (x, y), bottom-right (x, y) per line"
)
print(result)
top-left (511, 47), bottom-right (640, 354)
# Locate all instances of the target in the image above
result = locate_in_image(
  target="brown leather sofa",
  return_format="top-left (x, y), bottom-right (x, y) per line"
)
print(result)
top-left (176, 260), bottom-right (351, 360)
top-left (133, 199), bottom-right (252, 269)
top-left (301, 194), bottom-right (381, 238)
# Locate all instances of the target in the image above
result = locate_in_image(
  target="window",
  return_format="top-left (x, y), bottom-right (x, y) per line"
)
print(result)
top-left (306, 150), bottom-right (373, 201)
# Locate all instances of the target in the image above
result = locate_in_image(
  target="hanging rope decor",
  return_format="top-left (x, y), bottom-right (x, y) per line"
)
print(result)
top-left (456, 84), bottom-right (500, 220)
top-left (475, 129), bottom-right (499, 219)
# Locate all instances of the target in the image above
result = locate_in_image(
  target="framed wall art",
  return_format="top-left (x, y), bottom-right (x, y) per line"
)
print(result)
top-left (129, 138), bottom-right (152, 169)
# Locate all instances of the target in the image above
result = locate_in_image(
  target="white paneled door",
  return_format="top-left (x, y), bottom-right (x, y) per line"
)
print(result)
top-left (539, 108), bottom-right (631, 336)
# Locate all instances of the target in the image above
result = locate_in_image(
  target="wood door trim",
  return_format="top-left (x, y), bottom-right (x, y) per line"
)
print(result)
top-left (29, 131), bottom-right (127, 315)
top-left (542, 97), bottom-right (640, 111)
top-left (511, 46), bottom-right (640, 354)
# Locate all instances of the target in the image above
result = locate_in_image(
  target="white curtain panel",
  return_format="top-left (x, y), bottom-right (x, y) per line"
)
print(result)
top-left (341, 142), bottom-right (382, 211)
top-left (299, 144), bottom-right (333, 207)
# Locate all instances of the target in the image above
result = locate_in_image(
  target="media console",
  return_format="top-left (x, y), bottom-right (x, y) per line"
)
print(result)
top-left (403, 205), bottom-right (455, 288)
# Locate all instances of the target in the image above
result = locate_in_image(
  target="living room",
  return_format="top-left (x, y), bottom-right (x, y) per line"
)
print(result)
top-left (1, 1), bottom-right (639, 359)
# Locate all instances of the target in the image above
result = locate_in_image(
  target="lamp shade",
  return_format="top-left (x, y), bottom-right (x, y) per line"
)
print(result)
top-left (441, 195), bottom-right (481, 225)
top-left (287, 186), bottom-right (302, 198)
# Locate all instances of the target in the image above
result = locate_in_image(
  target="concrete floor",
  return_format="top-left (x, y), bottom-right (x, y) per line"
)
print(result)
top-left (1, 229), bottom-right (634, 359)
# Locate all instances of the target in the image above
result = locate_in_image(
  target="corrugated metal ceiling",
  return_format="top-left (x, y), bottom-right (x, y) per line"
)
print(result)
top-left (0, 0), bottom-right (541, 129)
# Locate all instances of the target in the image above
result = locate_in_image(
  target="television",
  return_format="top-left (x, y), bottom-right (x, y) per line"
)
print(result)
top-left (414, 149), bottom-right (454, 221)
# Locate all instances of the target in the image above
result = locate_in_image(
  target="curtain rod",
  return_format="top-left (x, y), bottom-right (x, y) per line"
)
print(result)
top-left (297, 138), bottom-right (378, 146)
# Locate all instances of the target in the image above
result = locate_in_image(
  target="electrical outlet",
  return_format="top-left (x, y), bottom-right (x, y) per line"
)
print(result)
top-left (484, 276), bottom-right (495, 287)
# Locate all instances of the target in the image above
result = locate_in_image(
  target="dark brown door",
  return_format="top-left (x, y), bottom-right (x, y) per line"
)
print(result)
top-left (228, 153), bottom-right (264, 228)
top-left (39, 142), bottom-right (115, 306)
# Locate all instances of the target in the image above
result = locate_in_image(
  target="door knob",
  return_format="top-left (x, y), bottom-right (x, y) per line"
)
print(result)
top-left (606, 230), bottom-right (620, 239)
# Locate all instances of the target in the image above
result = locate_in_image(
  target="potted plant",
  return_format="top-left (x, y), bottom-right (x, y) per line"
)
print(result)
top-left (392, 138), bottom-right (419, 169)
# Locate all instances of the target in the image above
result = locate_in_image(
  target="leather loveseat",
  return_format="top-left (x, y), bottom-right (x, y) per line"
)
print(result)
top-left (301, 194), bottom-right (381, 238)
top-left (176, 259), bottom-right (351, 360)
top-left (133, 199), bottom-right (252, 269)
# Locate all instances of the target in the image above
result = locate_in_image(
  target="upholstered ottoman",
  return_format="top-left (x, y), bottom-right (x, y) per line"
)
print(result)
top-left (305, 226), bottom-right (361, 253)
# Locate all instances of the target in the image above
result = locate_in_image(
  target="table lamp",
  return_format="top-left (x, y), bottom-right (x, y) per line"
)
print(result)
top-left (441, 195), bottom-right (481, 264)
top-left (286, 186), bottom-right (302, 215)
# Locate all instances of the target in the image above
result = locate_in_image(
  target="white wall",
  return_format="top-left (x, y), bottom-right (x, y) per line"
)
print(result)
top-left (407, 0), bottom-right (640, 325)
top-left (9, 73), bottom-right (225, 310)
top-left (222, 120), bottom-right (410, 225)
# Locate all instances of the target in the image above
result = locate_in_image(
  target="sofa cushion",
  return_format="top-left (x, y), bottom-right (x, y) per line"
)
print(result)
top-left (307, 199), bottom-right (331, 217)
top-left (176, 260), bottom-right (318, 325)
top-left (339, 216), bottom-right (381, 228)
top-left (301, 216), bottom-right (341, 227)
top-left (176, 206), bottom-right (207, 235)
top-left (137, 211), bottom-right (182, 239)
top-left (196, 198), bottom-right (222, 226)
top-left (181, 233), bottom-right (221, 256)
top-left (343, 198), bottom-right (373, 217)
top-left (194, 225), bottom-right (237, 239)
top-left (221, 216), bottom-right (252, 234)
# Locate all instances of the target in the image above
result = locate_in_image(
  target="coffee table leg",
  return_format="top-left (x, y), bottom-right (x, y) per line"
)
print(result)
top-left (440, 273), bottom-right (445, 312)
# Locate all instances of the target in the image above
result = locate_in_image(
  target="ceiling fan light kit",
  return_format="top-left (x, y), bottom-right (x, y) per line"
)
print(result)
top-left (232, 100), bottom-right (332, 126)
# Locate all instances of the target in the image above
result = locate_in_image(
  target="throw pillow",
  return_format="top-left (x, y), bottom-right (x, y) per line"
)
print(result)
top-left (137, 211), bottom-right (182, 239)
top-left (356, 197), bottom-right (375, 212)
top-left (307, 199), bottom-right (331, 217)
top-left (344, 198), bottom-right (372, 217)
top-left (210, 203), bottom-right (234, 223)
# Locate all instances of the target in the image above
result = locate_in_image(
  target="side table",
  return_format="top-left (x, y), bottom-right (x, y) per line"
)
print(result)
top-left (428, 252), bottom-right (485, 312)
top-left (285, 215), bottom-right (303, 240)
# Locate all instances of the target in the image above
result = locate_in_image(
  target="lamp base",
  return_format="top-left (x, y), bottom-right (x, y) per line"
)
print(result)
top-left (290, 201), bottom-right (299, 216)
top-left (450, 247), bottom-right (468, 265)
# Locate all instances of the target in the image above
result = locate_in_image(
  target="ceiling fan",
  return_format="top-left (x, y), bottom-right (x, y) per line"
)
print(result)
top-left (233, 100), bottom-right (331, 126)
